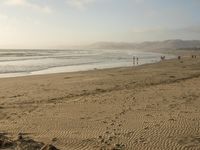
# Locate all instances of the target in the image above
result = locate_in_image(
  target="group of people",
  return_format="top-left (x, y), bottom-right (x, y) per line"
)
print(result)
top-left (133, 56), bottom-right (139, 65)
top-left (177, 55), bottom-right (198, 60)
top-left (160, 54), bottom-right (198, 61)
top-left (192, 55), bottom-right (197, 58)
top-left (133, 54), bottom-right (198, 66)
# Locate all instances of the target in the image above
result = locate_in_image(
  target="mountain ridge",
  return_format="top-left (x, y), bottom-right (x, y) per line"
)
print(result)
top-left (87, 39), bottom-right (200, 50)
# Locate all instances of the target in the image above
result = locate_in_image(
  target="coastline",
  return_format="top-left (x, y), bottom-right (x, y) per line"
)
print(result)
top-left (0, 55), bottom-right (174, 79)
top-left (0, 49), bottom-right (175, 79)
top-left (0, 56), bottom-right (200, 149)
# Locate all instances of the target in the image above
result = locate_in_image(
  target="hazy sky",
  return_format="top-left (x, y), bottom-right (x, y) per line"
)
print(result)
top-left (0, 0), bottom-right (200, 48)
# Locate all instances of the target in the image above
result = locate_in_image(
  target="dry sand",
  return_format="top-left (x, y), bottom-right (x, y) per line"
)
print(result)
top-left (0, 56), bottom-right (200, 150)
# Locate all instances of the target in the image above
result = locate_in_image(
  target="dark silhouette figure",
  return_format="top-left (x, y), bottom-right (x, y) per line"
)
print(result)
top-left (161, 56), bottom-right (165, 61)
top-left (192, 55), bottom-right (197, 58)
top-left (133, 56), bottom-right (136, 66)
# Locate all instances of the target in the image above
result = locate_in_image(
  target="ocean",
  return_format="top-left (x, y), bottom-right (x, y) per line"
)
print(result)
top-left (0, 49), bottom-right (174, 78)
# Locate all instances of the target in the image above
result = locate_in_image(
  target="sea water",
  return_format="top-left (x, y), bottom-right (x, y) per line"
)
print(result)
top-left (0, 49), bottom-right (174, 78)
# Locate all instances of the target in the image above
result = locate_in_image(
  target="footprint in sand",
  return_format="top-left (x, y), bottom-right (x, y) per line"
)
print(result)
top-left (177, 136), bottom-right (200, 148)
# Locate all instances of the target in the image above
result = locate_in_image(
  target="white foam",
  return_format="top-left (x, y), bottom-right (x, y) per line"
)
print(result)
top-left (0, 49), bottom-right (175, 78)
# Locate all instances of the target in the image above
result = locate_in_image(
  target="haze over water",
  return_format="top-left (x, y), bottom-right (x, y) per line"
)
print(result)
top-left (0, 49), bottom-right (174, 78)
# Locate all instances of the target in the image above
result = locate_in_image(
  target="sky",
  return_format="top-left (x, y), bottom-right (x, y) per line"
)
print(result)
top-left (0, 0), bottom-right (200, 48)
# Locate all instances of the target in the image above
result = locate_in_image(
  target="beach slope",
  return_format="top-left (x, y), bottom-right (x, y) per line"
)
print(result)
top-left (0, 57), bottom-right (200, 150)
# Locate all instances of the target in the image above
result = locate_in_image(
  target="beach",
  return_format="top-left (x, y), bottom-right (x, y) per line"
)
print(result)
top-left (0, 56), bottom-right (200, 149)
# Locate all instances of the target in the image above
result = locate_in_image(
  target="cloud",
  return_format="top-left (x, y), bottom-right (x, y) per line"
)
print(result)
top-left (4, 0), bottom-right (25, 5)
top-left (4, 0), bottom-right (52, 13)
top-left (0, 13), bottom-right (8, 20)
top-left (179, 26), bottom-right (200, 33)
top-left (131, 25), bottom-right (200, 36)
top-left (66, 0), bottom-right (96, 10)
top-left (131, 27), bottom-right (165, 33)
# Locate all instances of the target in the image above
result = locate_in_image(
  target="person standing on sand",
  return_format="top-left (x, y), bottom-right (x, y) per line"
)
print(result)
top-left (133, 56), bottom-right (136, 66)
top-left (132, 56), bottom-right (139, 66)
top-left (161, 56), bottom-right (165, 61)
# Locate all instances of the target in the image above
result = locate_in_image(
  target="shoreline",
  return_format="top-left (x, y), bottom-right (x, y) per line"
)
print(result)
top-left (0, 49), bottom-right (176, 79)
top-left (0, 56), bottom-right (200, 149)
top-left (0, 56), bottom-right (175, 79)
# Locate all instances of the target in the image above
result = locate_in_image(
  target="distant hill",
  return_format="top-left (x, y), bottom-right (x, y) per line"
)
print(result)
top-left (88, 40), bottom-right (200, 51)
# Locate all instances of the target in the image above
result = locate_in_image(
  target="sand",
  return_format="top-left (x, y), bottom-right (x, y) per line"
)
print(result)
top-left (0, 56), bottom-right (200, 150)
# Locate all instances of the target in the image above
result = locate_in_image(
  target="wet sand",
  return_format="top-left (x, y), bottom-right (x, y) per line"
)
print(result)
top-left (0, 56), bottom-right (200, 149)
